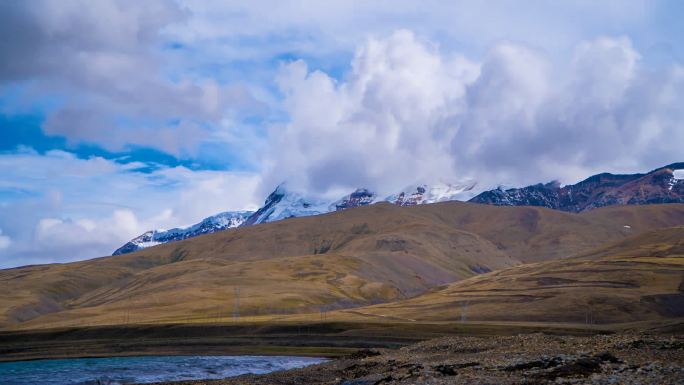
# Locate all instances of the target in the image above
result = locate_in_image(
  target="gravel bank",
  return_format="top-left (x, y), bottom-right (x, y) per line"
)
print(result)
top-left (150, 333), bottom-right (683, 385)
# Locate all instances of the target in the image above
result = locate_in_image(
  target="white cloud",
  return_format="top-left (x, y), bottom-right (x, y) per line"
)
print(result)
top-left (264, 30), bottom-right (479, 196)
top-left (0, 1), bottom-right (264, 156)
top-left (0, 229), bottom-right (10, 250)
top-left (263, 32), bottom-right (684, 195)
top-left (1, 2), bottom-right (682, 268)
top-left (34, 210), bottom-right (138, 252)
top-left (170, 1), bottom-right (658, 62)
top-left (0, 150), bottom-right (261, 267)
top-left (570, 36), bottom-right (641, 108)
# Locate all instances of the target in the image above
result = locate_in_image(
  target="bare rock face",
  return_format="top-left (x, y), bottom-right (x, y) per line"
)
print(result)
top-left (470, 163), bottom-right (684, 212)
top-left (112, 210), bottom-right (253, 255)
top-left (331, 188), bottom-right (376, 211)
top-left (113, 181), bottom-right (475, 255)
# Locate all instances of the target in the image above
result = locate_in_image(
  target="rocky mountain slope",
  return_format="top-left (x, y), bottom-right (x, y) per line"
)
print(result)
top-left (470, 163), bottom-right (684, 212)
top-left (115, 181), bottom-right (476, 254)
top-left (115, 163), bottom-right (684, 255)
top-left (3, 202), bottom-right (684, 330)
top-left (243, 181), bottom-right (477, 226)
top-left (113, 211), bottom-right (254, 255)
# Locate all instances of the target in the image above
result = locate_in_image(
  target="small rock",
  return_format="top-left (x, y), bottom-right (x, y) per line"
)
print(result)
top-left (347, 349), bottom-right (382, 360)
top-left (433, 364), bottom-right (458, 376)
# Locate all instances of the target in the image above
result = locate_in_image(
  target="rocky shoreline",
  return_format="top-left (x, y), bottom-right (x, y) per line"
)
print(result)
top-left (150, 333), bottom-right (683, 385)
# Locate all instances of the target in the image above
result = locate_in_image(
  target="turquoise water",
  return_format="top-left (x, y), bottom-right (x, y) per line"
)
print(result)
top-left (0, 355), bottom-right (326, 385)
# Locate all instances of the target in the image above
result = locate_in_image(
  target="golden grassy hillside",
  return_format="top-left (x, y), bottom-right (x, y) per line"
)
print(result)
top-left (339, 226), bottom-right (684, 325)
top-left (2, 202), bottom-right (683, 330)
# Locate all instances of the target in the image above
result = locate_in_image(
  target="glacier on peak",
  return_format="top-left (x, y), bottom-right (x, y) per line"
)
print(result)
top-left (386, 181), bottom-right (478, 205)
top-left (112, 210), bottom-right (254, 255)
top-left (113, 180), bottom-right (477, 255)
top-left (240, 183), bottom-right (331, 226)
top-left (329, 188), bottom-right (377, 211)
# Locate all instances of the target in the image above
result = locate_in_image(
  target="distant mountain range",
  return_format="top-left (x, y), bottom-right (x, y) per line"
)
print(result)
top-left (470, 163), bottom-right (684, 212)
top-left (112, 211), bottom-right (254, 255)
top-left (9, 195), bottom-right (684, 330)
top-left (113, 181), bottom-right (476, 254)
top-left (114, 163), bottom-right (683, 255)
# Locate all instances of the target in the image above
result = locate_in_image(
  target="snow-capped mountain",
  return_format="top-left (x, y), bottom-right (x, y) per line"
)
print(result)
top-left (113, 163), bottom-right (684, 255)
top-left (112, 210), bottom-right (253, 255)
top-left (113, 181), bottom-right (476, 255)
top-left (242, 181), bottom-right (478, 227)
top-left (469, 163), bottom-right (684, 212)
top-left (386, 181), bottom-right (478, 206)
top-left (329, 188), bottom-right (377, 211)
top-left (240, 184), bottom-right (331, 226)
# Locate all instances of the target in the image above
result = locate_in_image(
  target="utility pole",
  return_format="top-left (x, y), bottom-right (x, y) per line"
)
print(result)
top-left (233, 287), bottom-right (240, 322)
top-left (461, 300), bottom-right (469, 322)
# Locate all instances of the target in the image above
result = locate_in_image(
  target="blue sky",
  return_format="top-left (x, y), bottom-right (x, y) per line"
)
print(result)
top-left (1, 0), bottom-right (683, 267)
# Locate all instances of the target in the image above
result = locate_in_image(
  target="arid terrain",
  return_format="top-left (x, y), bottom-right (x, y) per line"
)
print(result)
top-left (1, 202), bottom-right (683, 384)
top-left (327, 226), bottom-right (684, 325)
top-left (2, 202), bottom-right (684, 331)
top-left (150, 333), bottom-right (684, 385)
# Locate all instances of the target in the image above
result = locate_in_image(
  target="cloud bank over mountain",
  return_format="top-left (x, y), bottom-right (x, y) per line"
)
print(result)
top-left (265, 31), bottom-right (683, 196)
top-left (0, 0), bottom-right (683, 266)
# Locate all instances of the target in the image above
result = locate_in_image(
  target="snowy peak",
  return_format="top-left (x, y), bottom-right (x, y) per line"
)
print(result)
top-left (112, 165), bottom-right (684, 256)
top-left (113, 180), bottom-right (476, 255)
top-left (330, 188), bottom-right (377, 211)
top-left (243, 181), bottom-right (475, 226)
top-left (386, 181), bottom-right (478, 206)
top-left (241, 184), bottom-right (330, 226)
top-left (470, 163), bottom-right (684, 212)
top-left (112, 210), bottom-right (253, 255)
top-left (113, 231), bottom-right (159, 255)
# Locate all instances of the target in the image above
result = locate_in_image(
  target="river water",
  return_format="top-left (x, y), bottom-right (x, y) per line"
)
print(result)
top-left (0, 355), bottom-right (326, 385)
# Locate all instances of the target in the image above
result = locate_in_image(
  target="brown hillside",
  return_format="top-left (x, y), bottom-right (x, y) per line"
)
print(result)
top-left (341, 226), bottom-right (684, 325)
top-left (1, 202), bottom-right (683, 330)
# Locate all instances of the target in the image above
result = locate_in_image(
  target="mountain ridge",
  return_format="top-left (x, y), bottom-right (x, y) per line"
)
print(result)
top-left (114, 181), bottom-right (475, 255)
top-left (113, 210), bottom-right (254, 255)
top-left (114, 163), bottom-right (682, 255)
top-left (469, 163), bottom-right (684, 212)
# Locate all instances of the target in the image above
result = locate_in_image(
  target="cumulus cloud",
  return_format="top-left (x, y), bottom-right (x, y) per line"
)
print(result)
top-left (32, 210), bottom-right (140, 260)
top-left (0, 229), bottom-right (10, 250)
top-left (1, 2), bottom-right (682, 268)
top-left (0, 150), bottom-right (261, 267)
top-left (265, 30), bottom-right (479, 196)
top-left (263, 31), bottom-right (684, 195)
top-left (0, 0), bottom-right (261, 155)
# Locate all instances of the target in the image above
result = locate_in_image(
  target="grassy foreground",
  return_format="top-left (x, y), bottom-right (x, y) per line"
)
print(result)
top-left (0, 319), bottom-right (640, 363)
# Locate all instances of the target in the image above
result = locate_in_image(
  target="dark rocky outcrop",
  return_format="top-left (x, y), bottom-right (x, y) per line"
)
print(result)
top-left (470, 163), bottom-right (684, 212)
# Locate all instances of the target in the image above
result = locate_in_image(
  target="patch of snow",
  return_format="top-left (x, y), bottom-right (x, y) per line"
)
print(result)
top-left (114, 179), bottom-right (481, 255)
top-left (666, 169), bottom-right (684, 191)
top-left (386, 180), bottom-right (478, 205)
top-left (329, 188), bottom-right (377, 211)
top-left (113, 210), bottom-right (253, 255)
top-left (246, 184), bottom-right (330, 225)
top-left (136, 240), bottom-right (163, 248)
